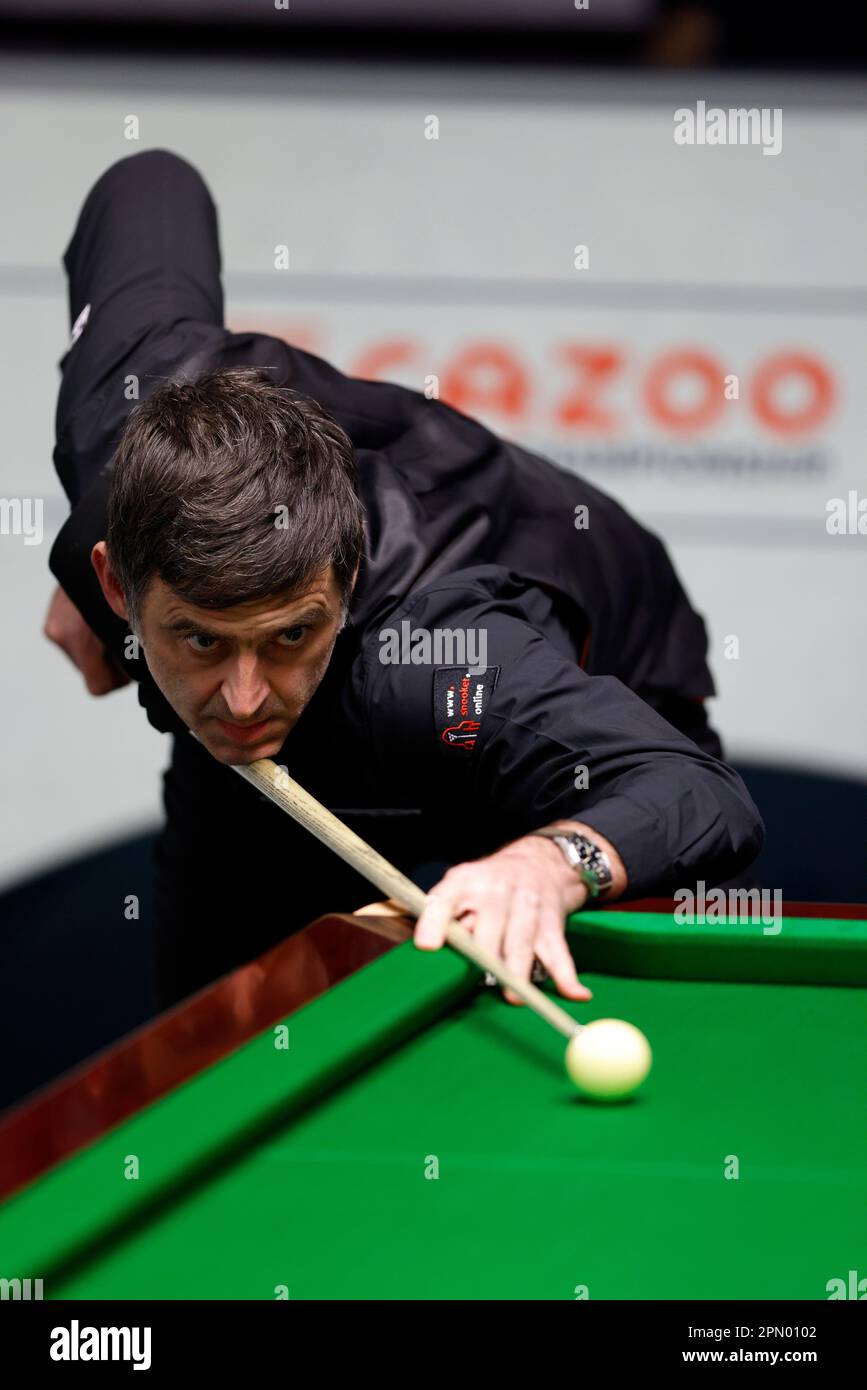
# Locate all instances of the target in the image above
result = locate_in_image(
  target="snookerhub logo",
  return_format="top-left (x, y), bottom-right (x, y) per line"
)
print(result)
top-left (49, 1320), bottom-right (152, 1371)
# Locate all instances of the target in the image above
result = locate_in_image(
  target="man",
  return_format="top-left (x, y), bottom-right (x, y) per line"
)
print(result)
top-left (45, 150), bottom-right (763, 1008)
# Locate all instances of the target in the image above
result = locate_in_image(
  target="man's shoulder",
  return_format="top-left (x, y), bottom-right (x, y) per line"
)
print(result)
top-left (355, 564), bottom-right (574, 639)
top-left (352, 566), bottom-right (583, 716)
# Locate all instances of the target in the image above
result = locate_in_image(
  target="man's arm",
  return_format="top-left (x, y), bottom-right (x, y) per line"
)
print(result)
top-left (46, 150), bottom-right (225, 690)
top-left (55, 148), bottom-right (223, 505)
top-left (366, 586), bottom-right (764, 999)
top-left (368, 589), bottom-right (763, 894)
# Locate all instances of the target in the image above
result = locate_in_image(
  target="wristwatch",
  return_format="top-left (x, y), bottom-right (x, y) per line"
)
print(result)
top-left (530, 828), bottom-right (614, 899)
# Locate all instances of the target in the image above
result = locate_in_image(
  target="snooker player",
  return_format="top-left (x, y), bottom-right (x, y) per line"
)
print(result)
top-left (44, 150), bottom-right (763, 1008)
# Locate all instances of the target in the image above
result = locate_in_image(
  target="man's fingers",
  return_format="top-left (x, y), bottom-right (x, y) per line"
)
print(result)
top-left (535, 915), bottom-right (593, 1001)
top-left (75, 644), bottom-right (127, 695)
top-left (468, 879), bottom-right (512, 968)
top-left (44, 587), bottom-right (130, 696)
top-left (501, 888), bottom-right (542, 1004)
top-left (415, 867), bottom-right (592, 1012)
top-left (83, 659), bottom-right (128, 696)
top-left (414, 886), bottom-right (462, 950)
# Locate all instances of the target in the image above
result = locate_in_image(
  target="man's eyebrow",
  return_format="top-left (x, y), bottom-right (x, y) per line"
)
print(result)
top-left (160, 617), bottom-right (208, 635)
top-left (267, 603), bottom-right (334, 631)
top-left (159, 603), bottom-right (333, 636)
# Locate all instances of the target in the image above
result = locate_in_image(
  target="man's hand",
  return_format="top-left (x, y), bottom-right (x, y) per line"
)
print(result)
top-left (414, 834), bottom-right (600, 1004)
top-left (43, 585), bottom-right (131, 695)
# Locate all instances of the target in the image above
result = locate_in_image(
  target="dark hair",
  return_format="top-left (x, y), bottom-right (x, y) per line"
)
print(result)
top-left (106, 367), bottom-right (364, 628)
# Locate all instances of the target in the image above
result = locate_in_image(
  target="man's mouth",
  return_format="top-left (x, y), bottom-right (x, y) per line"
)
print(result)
top-left (214, 717), bottom-right (276, 746)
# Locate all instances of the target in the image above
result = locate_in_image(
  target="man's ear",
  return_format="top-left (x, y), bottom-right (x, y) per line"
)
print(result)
top-left (91, 541), bottom-right (129, 622)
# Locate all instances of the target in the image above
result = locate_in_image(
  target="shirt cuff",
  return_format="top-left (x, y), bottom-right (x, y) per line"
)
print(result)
top-left (572, 795), bottom-right (669, 900)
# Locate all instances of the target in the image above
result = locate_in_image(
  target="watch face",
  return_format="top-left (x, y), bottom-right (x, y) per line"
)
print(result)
top-left (575, 837), bottom-right (612, 889)
top-left (558, 835), bottom-right (584, 867)
top-left (538, 831), bottom-right (611, 893)
top-left (566, 835), bottom-right (593, 868)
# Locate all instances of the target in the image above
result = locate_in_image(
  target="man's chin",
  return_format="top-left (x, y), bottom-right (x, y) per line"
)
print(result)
top-left (211, 745), bottom-right (283, 766)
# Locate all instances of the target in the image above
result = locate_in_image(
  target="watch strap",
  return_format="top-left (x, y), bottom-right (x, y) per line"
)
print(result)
top-left (531, 828), bottom-right (614, 898)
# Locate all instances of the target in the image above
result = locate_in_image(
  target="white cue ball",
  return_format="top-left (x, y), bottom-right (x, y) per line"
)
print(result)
top-left (565, 1018), bottom-right (652, 1101)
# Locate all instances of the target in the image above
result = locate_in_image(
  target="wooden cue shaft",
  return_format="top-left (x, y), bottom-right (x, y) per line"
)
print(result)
top-left (231, 756), bottom-right (580, 1039)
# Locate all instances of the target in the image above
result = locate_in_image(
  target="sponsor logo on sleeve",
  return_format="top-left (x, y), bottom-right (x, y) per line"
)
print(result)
top-left (433, 666), bottom-right (499, 753)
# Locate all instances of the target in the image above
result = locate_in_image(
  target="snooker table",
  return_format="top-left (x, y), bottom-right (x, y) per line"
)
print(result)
top-left (0, 901), bottom-right (865, 1302)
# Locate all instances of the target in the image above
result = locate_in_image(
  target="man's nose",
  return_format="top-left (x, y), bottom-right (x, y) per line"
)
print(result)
top-left (221, 654), bottom-right (270, 720)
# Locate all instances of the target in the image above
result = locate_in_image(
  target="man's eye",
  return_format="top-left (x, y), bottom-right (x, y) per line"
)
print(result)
top-left (186, 633), bottom-right (219, 653)
top-left (276, 626), bottom-right (309, 648)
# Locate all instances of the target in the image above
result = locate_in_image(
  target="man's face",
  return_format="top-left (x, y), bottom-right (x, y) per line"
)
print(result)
top-left (137, 568), bottom-right (346, 764)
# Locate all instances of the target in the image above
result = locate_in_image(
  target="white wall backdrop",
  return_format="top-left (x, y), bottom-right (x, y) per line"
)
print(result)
top-left (1, 57), bottom-right (864, 887)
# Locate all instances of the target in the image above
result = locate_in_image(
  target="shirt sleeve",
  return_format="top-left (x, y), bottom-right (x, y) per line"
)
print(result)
top-left (361, 581), bottom-right (764, 897)
top-left (55, 149), bottom-right (224, 504)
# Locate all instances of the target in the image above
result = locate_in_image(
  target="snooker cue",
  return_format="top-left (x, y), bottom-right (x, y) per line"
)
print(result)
top-left (230, 756), bottom-right (581, 1039)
